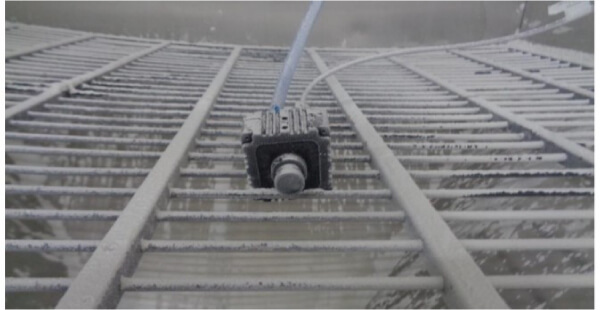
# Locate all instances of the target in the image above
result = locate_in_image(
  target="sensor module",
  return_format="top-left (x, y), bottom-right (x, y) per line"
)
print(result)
top-left (241, 107), bottom-right (332, 194)
top-left (240, 1), bottom-right (327, 195)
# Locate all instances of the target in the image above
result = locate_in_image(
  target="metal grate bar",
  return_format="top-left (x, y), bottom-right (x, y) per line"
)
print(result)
top-left (6, 238), bottom-right (593, 253)
top-left (507, 106), bottom-right (593, 113)
top-left (424, 188), bottom-right (593, 198)
top-left (5, 41), bottom-right (170, 119)
top-left (451, 49), bottom-right (593, 99)
top-left (5, 165), bottom-right (379, 178)
top-left (25, 111), bottom-right (184, 125)
top-left (6, 278), bottom-right (72, 293)
top-left (206, 129), bottom-right (525, 141)
top-left (6, 132), bottom-right (171, 146)
top-left (5, 186), bottom-right (394, 199)
top-left (187, 152), bottom-right (567, 163)
top-left (393, 58), bottom-right (594, 165)
top-left (7, 274), bottom-right (593, 293)
top-left (187, 152), bottom-right (372, 162)
top-left (6, 34), bottom-right (95, 60)
top-left (413, 49), bottom-right (593, 149)
top-left (55, 47), bottom-right (241, 309)
top-left (7, 165), bottom-right (593, 179)
top-left (120, 274), bottom-right (592, 291)
top-left (42, 104), bottom-right (192, 116)
top-left (6, 185), bottom-right (136, 196)
top-left (507, 41), bottom-right (593, 69)
top-left (6, 37), bottom-right (164, 107)
top-left (7, 22), bottom-right (163, 45)
top-left (6, 145), bottom-right (163, 158)
top-left (308, 49), bottom-right (509, 308)
top-left (205, 119), bottom-right (511, 130)
top-left (168, 188), bottom-right (591, 200)
top-left (169, 188), bottom-right (390, 199)
top-left (7, 209), bottom-right (593, 222)
top-left (56, 97), bottom-right (196, 108)
top-left (6, 24), bottom-right (594, 309)
top-left (145, 239), bottom-right (590, 252)
top-left (194, 140), bottom-right (544, 150)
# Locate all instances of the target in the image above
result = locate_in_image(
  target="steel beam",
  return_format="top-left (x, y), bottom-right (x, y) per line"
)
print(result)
top-left (5, 41), bottom-right (170, 120)
top-left (392, 58), bottom-right (594, 166)
top-left (56, 47), bottom-right (241, 309)
top-left (307, 49), bottom-right (509, 309)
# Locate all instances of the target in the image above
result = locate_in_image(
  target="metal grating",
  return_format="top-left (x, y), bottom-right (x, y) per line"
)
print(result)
top-left (5, 23), bottom-right (594, 309)
top-left (5, 22), bottom-right (90, 58)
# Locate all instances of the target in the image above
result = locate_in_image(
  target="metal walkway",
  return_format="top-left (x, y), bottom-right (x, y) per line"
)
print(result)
top-left (5, 22), bottom-right (594, 309)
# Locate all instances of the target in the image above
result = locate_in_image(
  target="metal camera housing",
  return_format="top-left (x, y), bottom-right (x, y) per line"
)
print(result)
top-left (241, 107), bottom-right (332, 194)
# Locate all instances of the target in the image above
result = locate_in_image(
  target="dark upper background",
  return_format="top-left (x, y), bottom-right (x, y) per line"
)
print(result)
top-left (5, 1), bottom-right (594, 53)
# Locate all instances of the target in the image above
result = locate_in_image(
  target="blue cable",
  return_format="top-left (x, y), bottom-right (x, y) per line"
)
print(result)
top-left (270, 0), bottom-right (323, 114)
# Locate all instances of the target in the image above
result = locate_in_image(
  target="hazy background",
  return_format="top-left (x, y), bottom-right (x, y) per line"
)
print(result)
top-left (5, 1), bottom-right (594, 53)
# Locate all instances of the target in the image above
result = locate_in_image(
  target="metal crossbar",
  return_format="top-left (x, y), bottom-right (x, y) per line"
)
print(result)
top-left (5, 33), bottom-right (96, 60)
top-left (6, 274), bottom-right (594, 293)
top-left (451, 49), bottom-right (593, 98)
top-left (6, 274), bottom-right (593, 293)
top-left (5, 23), bottom-right (594, 309)
top-left (507, 41), bottom-right (593, 69)
top-left (6, 209), bottom-right (594, 222)
top-left (309, 49), bottom-right (509, 308)
top-left (391, 58), bottom-right (595, 166)
top-left (55, 47), bottom-right (241, 308)
top-left (6, 40), bottom-right (170, 119)
top-left (6, 238), bottom-right (594, 252)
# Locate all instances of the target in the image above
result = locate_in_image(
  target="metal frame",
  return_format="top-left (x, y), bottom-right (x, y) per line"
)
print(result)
top-left (5, 41), bottom-right (170, 119)
top-left (308, 48), bottom-right (509, 309)
top-left (391, 57), bottom-right (595, 166)
top-left (56, 47), bottom-right (241, 308)
top-left (5, 23), bottom-right (594, 309)
top-left (507, 41), bottom-right (593, 69)
top-left (450, 49), bottom-right (594, 99)
top-left (5, 33), bottom-right (96, 60)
